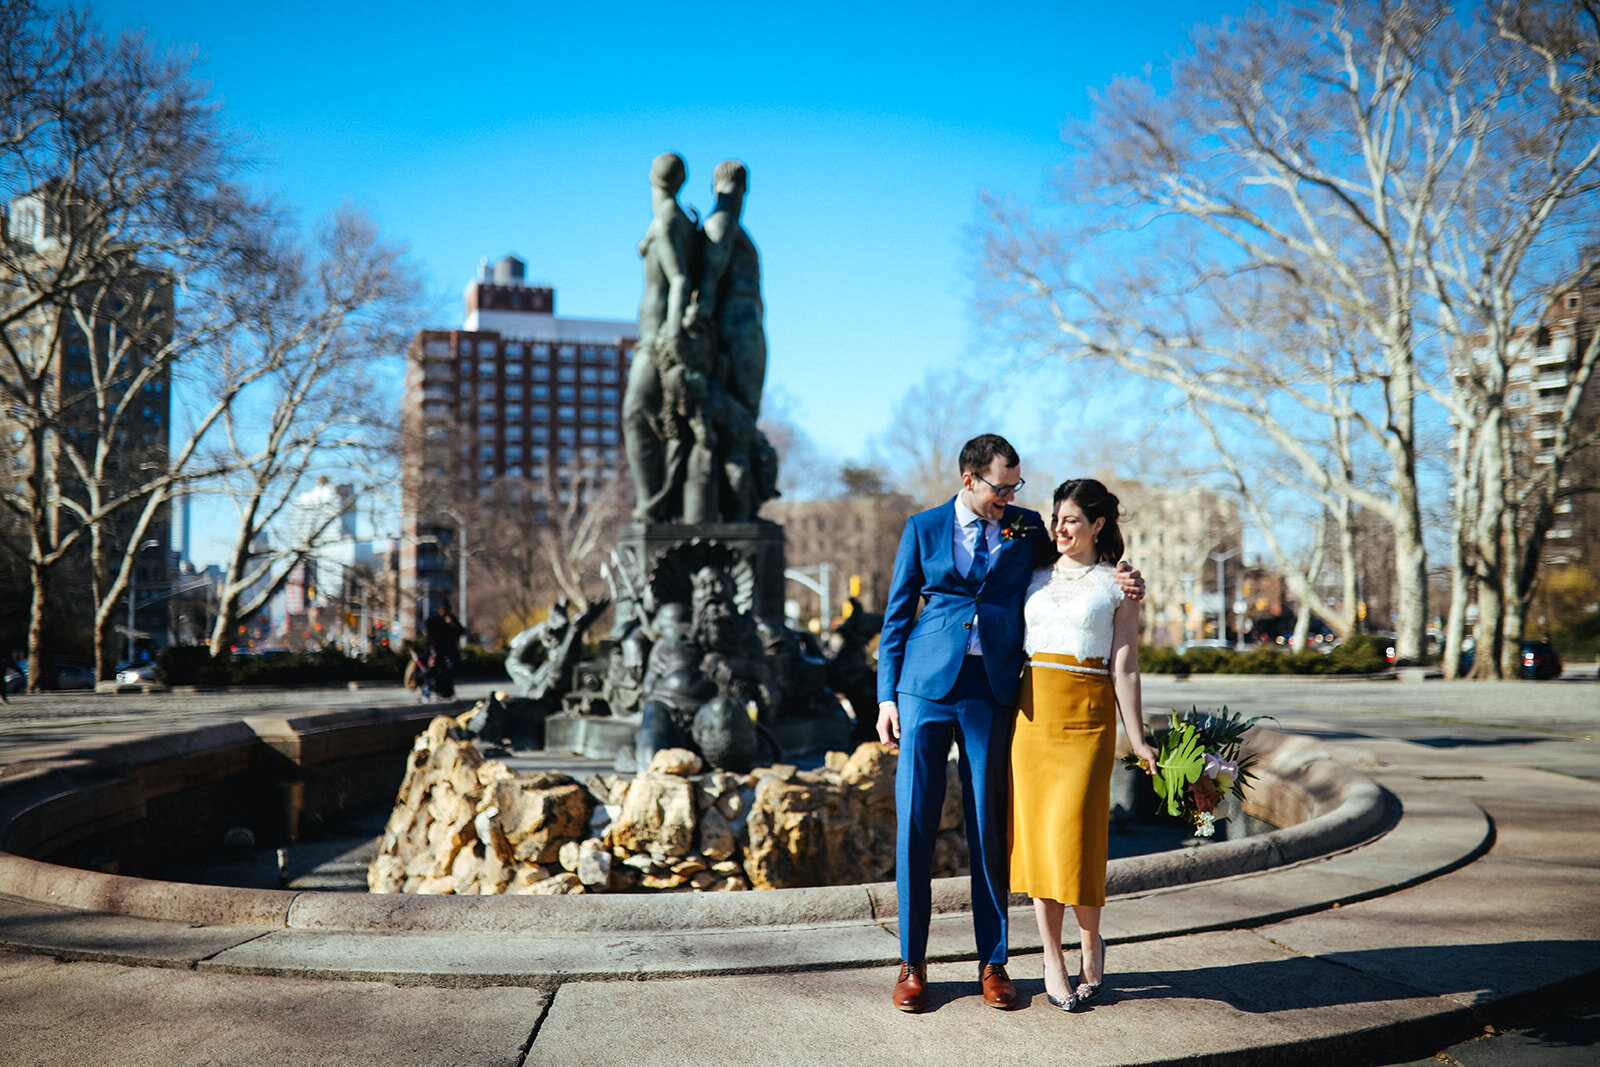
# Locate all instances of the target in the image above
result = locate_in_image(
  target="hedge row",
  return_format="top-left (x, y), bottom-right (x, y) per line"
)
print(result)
top-left (154, 644), bottom-right (509, 688)
top-left (1138, 633), bottom-right (1391, 675)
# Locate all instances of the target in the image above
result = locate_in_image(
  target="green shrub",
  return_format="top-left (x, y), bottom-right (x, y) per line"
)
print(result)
top-left (1138, 644), bottom-right (1184, 674)
top-left (1182, 647), bottom-right (1237, 674)
top-left (1324, 633), bottom-right (1389, 674)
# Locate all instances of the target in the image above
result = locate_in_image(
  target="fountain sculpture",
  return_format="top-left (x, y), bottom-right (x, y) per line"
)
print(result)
top-left (483, 153), bottom-right (859, 771)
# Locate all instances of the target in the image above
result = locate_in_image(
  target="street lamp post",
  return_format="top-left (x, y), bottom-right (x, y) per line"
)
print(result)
top-left (1207, 547), bottom-right (1240, 643)
top-left (784, 563), bottom-right (833, 633)
top-left (126, 539), bottom-right (161, 662)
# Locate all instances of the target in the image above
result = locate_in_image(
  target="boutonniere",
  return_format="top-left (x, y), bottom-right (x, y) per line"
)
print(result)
top-left (1001, 514), bottom-right (1039, 541)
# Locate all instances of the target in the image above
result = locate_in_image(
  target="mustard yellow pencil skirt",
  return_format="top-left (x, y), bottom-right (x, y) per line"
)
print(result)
top-left (1008, 652), bottom-right (1116, 907)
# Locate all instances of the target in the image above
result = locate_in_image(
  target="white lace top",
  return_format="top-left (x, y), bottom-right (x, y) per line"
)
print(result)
top-left (1022, 562), bottom-right (1126, 661)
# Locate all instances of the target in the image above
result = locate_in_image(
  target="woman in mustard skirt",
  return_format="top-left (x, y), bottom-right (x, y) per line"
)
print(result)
top-left (1009, 478), bottom-right (1157, 1011)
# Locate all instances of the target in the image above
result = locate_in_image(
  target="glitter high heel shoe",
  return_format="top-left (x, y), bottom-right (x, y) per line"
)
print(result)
top-left (1046, 985), bottom-right (1079, 1012)
top-left (1076, 934), bottom-right (1106, 1003)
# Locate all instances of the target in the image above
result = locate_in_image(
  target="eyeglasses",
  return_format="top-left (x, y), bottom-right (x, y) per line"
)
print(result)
top-left (974, 473), bottom-right (1025, 497)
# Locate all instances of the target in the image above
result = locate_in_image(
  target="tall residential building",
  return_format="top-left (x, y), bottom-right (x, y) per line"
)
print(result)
top-left (399, 256), bottom-right (636, 637)
top-left (2, 182), bottom-right (173, 654)
top-left (1501, 283), bottom-right (1600, 574)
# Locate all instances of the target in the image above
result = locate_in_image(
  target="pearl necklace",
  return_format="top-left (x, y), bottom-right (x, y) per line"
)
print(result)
top-left (1054, 559), bottom-right (1097, 581)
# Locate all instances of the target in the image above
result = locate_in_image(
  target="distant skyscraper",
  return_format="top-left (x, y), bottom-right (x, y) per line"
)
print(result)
top-left (399, 256), bottom-right (636, 635)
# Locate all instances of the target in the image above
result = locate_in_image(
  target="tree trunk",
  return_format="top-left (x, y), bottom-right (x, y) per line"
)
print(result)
top-left (25, 556), bottom-right (49, 694)
top-left (1442, 557), bottom-right (1470, 680)
top-left (1471, 569), bottom-right (1504, 680)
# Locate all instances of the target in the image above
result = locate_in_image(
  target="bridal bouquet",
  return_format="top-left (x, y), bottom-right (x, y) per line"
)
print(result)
top-left (1123, 707), bottom-right (1266, 837)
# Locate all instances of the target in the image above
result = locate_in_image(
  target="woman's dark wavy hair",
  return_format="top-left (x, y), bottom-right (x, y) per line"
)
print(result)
top-left (1051, 478), bottom-right (1125, 564)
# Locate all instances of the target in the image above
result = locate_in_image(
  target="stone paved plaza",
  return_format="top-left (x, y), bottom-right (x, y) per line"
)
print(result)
top-left (0, 672), bottom-right (1595, 1065)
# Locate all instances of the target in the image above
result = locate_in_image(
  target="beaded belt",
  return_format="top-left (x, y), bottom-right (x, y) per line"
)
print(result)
top-left (1028, 655), bottom-right (1110, 677)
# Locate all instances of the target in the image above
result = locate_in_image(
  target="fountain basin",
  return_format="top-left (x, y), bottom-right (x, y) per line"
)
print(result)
top-left (0, 705), bottom-right (1390, 933)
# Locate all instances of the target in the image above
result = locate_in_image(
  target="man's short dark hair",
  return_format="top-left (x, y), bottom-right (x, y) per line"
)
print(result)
top-left (960, 434), bottom-right (1019, 475)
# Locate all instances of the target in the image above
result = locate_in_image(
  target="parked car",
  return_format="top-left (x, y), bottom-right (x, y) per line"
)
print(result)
top-left (115, 661), bottom-right (158, 684)
top-left (1457, 640), bottom-right (1563, 680)
top-left (1176, 639), bottom-right (1235, 654)
top-left (4, 660), bottom-right (96, 693)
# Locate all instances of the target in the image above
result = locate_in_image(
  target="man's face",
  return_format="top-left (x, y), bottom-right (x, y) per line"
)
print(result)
top-left (962, 457), bottom-right (1022, 521)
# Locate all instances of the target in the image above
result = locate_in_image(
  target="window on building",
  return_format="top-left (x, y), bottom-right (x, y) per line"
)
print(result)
top-left (504, 404), bottom-right (523, 420)
top-left (532, 425), bottom-right (550, 442)
top-left (478, 444), bottom-right (495, 460)
top-left (478, 403), bottom-right (496, 420)
top-left (1567, 293), bottom-right (1581, 309)
top-left (505, 343), bottom-right (523, 359)
top-left (580, 427), bottom-right (599, 444)
top-left (477, 341), bottom-right (496, 359)
top-left (600, 428), bottom-right (619, 446)
top-left (557, 426), bottom-right (575, 443)
top-left (531, 384), bottom-right (549, 401)
top-left (601, 367), bottom-right (618, 383)
top-left (581, 386), bottom-right (599, 402)
top-left (601, 387), bottom-right (618, 404)
top-left (557, 405), bottom-right (576, 422)
top-left (480, 463), bottom-right (497, 480)
top-left (505, 384), bottom-right (523, 401)
top-left (505, 424), bottom-right (524, 441)
top-left (532, 405), bottom-right (549, 421)
top-left (505, 362), bottom-right (524, 379)
top-left (602, 447), bottom-right (618, 463)
top-left (581, 366), bottom-right (599, 383)
top-left (426, 340), bottom-right (450, 358)
top-left (478, 382), bottom-right (496, 400)
top-left (601, 409), bottom-right (619, 426)
top-left (458, 341), bottom-right (472, 357)
top-left (558, 447), bottom-right (576, 462)
top-left (531, 445), bottom-right (549, 463)
top-left (505, 445), bottom-right (523, 463)
top-left (558, 345), bottom-right (576, 362)
top-left (557, 365), bottom-right (577, 383)
top-left (582, 407), bottom-right (600, 422)
top-left (558, 385), bottom-right (576, 402)
top-left (533, 343), bottom-right (550, 359)
top-left (459, 382), bottom-right (471, 398)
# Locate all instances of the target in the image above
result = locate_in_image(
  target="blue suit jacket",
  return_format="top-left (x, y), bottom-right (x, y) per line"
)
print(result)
top-left (876, 499), bottom-right (1050, 708)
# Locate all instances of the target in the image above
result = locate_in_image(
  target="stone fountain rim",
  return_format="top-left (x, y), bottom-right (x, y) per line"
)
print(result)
top-left (0, 710), bottom-right (1389, 934)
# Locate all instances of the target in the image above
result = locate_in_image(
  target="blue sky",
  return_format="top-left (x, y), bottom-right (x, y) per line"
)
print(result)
top-left (89, 0), bottom-right (1248, 561)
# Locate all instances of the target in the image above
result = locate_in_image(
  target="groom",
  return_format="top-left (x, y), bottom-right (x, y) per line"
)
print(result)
top-left (876, 434), bottom-right (1142, 1012)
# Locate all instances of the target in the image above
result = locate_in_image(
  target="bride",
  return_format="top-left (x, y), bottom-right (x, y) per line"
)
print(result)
top-left (1008, 478), bottom-right (1159, 1011)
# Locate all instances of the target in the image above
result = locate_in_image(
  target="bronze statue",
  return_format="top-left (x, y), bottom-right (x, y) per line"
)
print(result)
top-left (624, 154), bottom-right (778, 525)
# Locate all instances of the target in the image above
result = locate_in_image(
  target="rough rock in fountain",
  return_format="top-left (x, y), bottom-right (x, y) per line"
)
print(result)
top-left (369, 704), bottom-right (966, 897)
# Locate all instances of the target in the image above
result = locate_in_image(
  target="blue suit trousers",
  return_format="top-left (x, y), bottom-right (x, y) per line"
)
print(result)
top-left (895, 655), bottom-right (1012, 965)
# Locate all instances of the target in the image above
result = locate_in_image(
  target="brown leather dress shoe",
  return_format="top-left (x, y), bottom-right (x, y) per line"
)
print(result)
top-left (980, 962), bottom-right (1019, 1009)
top-left (893, 960), bottom-right (928, 1012)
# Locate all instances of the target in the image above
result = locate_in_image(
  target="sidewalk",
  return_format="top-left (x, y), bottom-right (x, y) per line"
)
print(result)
top-left (0, 679), bottom-right (1595, 1065)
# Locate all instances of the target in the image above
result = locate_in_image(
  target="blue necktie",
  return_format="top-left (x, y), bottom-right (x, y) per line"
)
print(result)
top-left (968, 519), bottom-right (990, 584)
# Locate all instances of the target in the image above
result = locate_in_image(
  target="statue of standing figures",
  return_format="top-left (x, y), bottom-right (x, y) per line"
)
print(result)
top-left (623, 153), bottom-right (777, 524)
top-left (624, 152), bottom-right (697, 522)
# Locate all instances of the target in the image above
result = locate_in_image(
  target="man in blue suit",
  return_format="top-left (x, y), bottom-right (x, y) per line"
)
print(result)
top-left (876, 434), bottom-right (1142, 1012)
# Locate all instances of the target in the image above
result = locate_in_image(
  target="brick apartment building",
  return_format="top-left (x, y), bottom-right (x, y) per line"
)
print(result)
top-left (399, 256), bottom-right (636, 637)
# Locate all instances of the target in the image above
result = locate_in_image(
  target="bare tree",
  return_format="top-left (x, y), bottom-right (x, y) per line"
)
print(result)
top-left (868, 368), bottom-right (984, 509)
top-left (757, 387), bottom-right (838, 501)
top-left (202, 207), bottom-right (424, 655)
top-left (982, 1), bottom-right (1600, 666)
top-left (0, 4), bottom-right (278, 686)
top-left (1426, 3), bottom-right (1600, 676)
